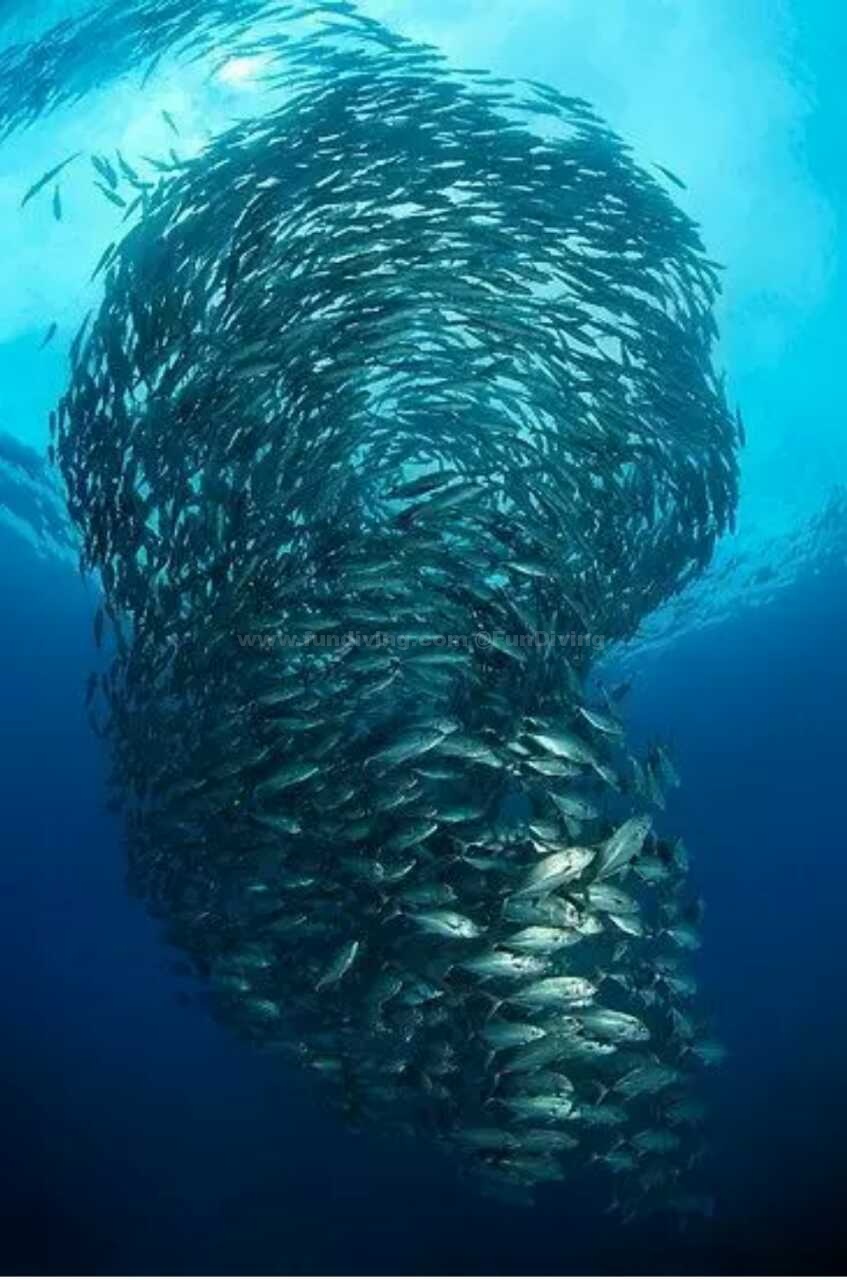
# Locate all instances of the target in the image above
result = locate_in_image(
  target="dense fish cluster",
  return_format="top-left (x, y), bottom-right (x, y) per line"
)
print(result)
top-left (30, 1), bottom-right (739, 1219)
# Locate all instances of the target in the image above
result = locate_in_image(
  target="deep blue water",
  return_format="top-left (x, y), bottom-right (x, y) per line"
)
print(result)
top-left (2, 524), bottom-right (845, 1275)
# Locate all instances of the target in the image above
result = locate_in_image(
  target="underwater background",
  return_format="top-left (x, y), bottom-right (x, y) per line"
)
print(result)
top-left (0, 0), bottom-right (846, 1274)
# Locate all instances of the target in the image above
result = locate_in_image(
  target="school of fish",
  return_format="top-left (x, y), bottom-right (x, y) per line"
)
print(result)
top-left (9, 0), bottom-right (742, 1221)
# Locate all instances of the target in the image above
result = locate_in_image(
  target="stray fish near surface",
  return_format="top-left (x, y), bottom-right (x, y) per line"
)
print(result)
top-left (20, 152), bottom-right (80, 207)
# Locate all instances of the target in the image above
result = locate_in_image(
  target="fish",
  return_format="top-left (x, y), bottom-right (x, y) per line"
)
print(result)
top-left (397, 883), bottom-right (457, 908)
top-left (653, 162), bottom-right (688, 190)
top-left (612, 1063), bottom-right (682, 1099)
top-left (526, 729), bottom-right (599, 766)
top-left (90, 241), bottom-right (116, 281)
top-left (409, 911), bottom-right (482, 940)
top-left (689, 1038), bottom-right (728, 1066)
top-left (664, 923), bottom-right (701, 950)
top-left (594, 815), bottom-right (652, 879)
top-left (507, 977), bottom-right (597, 1009)
top-left (91, 154), bottom-right (119, 188)
top-left (524, 757), bottom-right (582, 779)
top-left (598, 1151), bottom-right (637, 1173)
top-left (316, 940), bottom-right (360, 990)
top-left (366, 720), bottom-right (456, 768)
top-left (503, 1094), bottom-right (576, 1123)
top-left (241, 995), bottom-right (284, 1024)
top-left (578, 1008), bottom-right (650, 1043)
top-left (20, 153), bottom-right (81, 207)
top-left (571, 1103), bottom-right (628, 1128)
top-left (506, 926), bottom-right (580, 954)
top-left (503, 897), bottom-right (582, 929)
top-left (388, 470), bottom-right (460, 499)
top-left (95, 182), bottom-right (128, 209)
top-left (665, 1099), bottom-right (707, 1126)
top-left (577, 705), bottom-right (623, 736)
top-left (116, 151), bottom-right (141, 184)
top-left (454, 1128), bottom-right (519, 1152)
top-left (504, 1035), bottom-right (582, 1075)
top-left (514, 1130), bottom-right (578, 1154)
top-left (513, 847), bottom-right (596, 897)
top-left (607, 912), bottom-right (644, 938)
top-left (460, 950), bottom-right (549, 980)
top-left (479, 1022), bottom-right (547, 1050)
top-left (632, 1128), bottom-right (681, 1155)
top-left (257, 761), bottom-right (319, 792)
top-left (585, 884), bottom-right (640, 916)
top-left (549, 791), bottom-right (599, 822)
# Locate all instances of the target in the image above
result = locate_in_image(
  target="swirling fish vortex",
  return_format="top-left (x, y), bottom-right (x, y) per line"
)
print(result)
top-left (56, 9), bottom-right (738, 1217)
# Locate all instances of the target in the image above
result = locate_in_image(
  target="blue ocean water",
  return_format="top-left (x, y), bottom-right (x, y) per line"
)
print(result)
top-left (1, 1), bottom-right (846, 1275)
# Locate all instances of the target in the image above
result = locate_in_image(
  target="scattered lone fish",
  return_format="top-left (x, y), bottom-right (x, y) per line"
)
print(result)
top-left (21, 152), bottom-right (81, 208)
